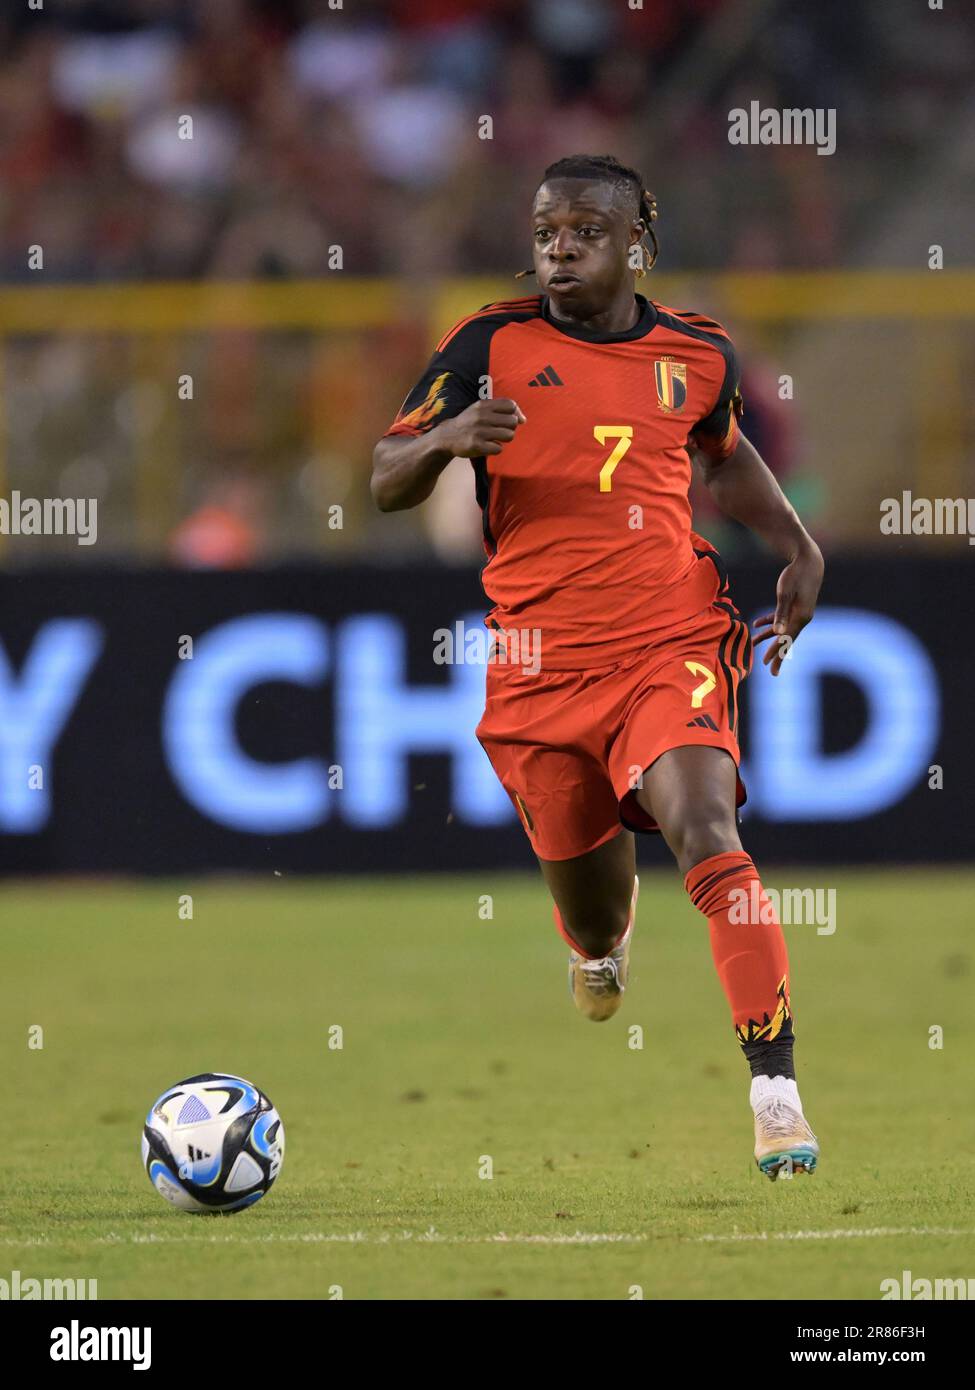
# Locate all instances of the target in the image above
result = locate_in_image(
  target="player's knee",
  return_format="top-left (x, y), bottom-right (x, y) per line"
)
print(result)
top-left (667, 808), bottom-right (741, 877)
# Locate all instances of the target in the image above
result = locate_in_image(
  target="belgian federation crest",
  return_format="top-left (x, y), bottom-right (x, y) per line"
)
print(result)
top-left (654, 357), bottom-right (687, 412)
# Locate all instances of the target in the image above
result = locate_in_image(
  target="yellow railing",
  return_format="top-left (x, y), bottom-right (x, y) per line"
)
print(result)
top-left (3, 271), bottom-right (974, 333)
top-left (0, 272), bottom-right (972, 554)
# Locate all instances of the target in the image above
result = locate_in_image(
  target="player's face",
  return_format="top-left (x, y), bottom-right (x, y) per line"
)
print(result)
top-left (531, 180), bottom-right (642, 313)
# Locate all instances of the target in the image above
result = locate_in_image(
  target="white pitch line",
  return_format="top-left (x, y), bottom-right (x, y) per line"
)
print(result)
top-left (693, 1227), bottom-right (975, 1244)
top-left (1, 1226), bottom-right (973, 1249)
top-left (0, 1231), bottom-right (643, 1249)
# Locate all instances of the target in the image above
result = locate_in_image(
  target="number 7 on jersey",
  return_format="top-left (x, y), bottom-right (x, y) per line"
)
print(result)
top-left (594, 426), bottom-right (633, 492)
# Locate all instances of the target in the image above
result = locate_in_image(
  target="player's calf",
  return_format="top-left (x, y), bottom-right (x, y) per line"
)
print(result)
top-left (552, 898), bottom-right (629, 958)
top-left (557, 876), bottom-right (640, 1022)
top-left (538, 830), bottom-right (636, 958)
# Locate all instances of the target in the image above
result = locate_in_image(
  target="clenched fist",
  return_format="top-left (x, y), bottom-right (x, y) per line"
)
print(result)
top-left (438, 399), bottom-right (527, 458)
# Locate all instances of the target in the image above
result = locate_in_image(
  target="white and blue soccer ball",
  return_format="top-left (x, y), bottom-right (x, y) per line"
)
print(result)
top-left (141, 1072), bottom-right (285, 1214)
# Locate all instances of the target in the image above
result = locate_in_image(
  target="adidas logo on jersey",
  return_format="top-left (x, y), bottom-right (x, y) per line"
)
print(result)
top-left (528, 365), bottom-right (563, 387)
top-left (686, 714), bottom-right (719, 731)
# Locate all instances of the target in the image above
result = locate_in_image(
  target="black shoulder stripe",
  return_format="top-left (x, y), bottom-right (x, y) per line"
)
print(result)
top-left (673, 309), bottom-right (723, 329)
top-left (655, 308), bottom-right (732, 350)
top-left (477, 296), bottom-right (542, 313)
top-left (433, 305), bottom-right (541, 381)
top-left (437, 298), bottom-right (542, 353)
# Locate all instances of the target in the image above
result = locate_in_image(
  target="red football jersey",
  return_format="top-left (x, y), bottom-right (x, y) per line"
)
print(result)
top-left (385, 293), bottom-right (743, 669)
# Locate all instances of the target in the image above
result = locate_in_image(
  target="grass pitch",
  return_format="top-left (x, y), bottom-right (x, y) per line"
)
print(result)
top-left (3, 868), bottom-right (974, 1300)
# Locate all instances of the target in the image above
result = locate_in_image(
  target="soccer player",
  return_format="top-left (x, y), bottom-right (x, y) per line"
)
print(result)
top-left (371, 154), bottom-right (824, 1180)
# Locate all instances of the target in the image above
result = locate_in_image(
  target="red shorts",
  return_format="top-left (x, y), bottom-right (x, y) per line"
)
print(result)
top-left (476, 598), bottom-right (752, 861)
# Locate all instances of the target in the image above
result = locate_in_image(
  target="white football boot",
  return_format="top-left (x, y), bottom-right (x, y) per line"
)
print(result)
top-left (564, 875), bottom-right (639, 1022)
top-left (751, 1076), bottom-right (819, 1180)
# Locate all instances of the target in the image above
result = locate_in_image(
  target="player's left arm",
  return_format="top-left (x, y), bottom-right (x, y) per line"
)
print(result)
top-left (689, 355), bottom-right (824, 677)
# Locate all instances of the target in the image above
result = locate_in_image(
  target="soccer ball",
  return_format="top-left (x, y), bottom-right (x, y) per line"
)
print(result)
top-left (141, 1072), bottom-right (284, 1214)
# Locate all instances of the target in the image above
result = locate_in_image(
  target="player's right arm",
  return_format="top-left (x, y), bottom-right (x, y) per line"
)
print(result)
top-left (371, 398), bottom-right (525, 512)
top-left (371, 312), bottom-right (526, 513)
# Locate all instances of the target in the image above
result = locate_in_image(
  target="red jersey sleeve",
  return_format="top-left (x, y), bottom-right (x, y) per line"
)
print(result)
top-left (688, 336), bottom-right (744, 461)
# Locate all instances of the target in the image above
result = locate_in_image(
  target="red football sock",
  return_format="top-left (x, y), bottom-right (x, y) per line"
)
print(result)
top-left (684, 850), bottom-right (792, 1047)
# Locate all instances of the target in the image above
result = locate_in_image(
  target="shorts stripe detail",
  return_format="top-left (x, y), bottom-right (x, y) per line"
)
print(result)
top-left (729, 617), bottom-right (748, 678)
top-left (714, 606), bottom-right (750, 735)
top-left (694, 546), bottom-right (730, 596)
top-left (716, 614), bottom-right (737, 733)
top-left (731, 618), bottom-right (750, 732)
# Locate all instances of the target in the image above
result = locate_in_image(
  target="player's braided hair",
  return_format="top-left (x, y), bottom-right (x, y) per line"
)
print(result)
top-left (516, 153), bottom-right (659, 280)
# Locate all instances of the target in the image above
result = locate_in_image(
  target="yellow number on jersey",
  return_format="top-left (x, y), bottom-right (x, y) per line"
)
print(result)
top-left (684, 661), bottom-right (716, 709)
top-left (594, 426), bottom-right (633, 492)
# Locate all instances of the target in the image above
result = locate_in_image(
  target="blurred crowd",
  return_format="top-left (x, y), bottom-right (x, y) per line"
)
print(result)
top-left (1, 0), bottom-right (971, 281)
top-left (0, 0), bottom-right (971, 566)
